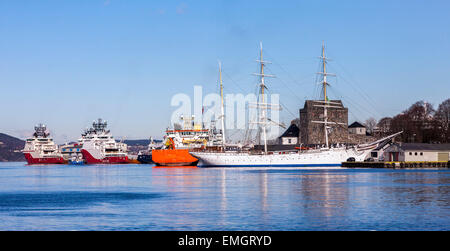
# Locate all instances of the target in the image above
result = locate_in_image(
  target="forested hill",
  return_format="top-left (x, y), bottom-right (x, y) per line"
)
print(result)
top-left (0, 133), bottom-right (25, 162)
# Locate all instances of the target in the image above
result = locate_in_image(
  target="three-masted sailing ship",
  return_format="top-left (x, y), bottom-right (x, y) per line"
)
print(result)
top-left (190, 43), bottom-right (402, 167)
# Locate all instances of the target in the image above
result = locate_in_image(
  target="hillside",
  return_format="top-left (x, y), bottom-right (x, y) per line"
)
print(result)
top-left (123, 139), bottom-right (162, 155)
top-left (0, 133), bottom-right (25, 162)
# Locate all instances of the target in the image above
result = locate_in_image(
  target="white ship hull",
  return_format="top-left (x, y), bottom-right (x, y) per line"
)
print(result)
top-left (23, 124), bottom-right (65, 165)
top-left (191, 131), bottom-right (402, 168)
top-left (78, 119), bottom-right (128, 164)
top-left (191, 147), bottom-right (373, 168)
top-left (81, 140), bottom-right (128, 164)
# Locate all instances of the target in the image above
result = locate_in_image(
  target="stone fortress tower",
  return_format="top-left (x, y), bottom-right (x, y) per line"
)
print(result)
top-left (299, 100), bottom-right (349, 146)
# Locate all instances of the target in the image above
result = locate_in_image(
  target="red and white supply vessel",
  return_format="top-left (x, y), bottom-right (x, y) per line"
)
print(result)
top-left (23, 124), bottom-right (65, 165)
top-left (80, 118), bottom-right (128, 164)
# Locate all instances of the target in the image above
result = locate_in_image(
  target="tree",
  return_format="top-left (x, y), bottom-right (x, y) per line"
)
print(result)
top-left (376, 117), bottom-right (392, 137)
top-left (435, 99), bottom-right (450, 142)
top-left (390, 100), bottom-right (440, 143)
top-left (390, 113), bottom-right (413, 142)
top-left (364, 117), bottom-right (377, 135)
top-left (291, 118), bottom-right (300, 127)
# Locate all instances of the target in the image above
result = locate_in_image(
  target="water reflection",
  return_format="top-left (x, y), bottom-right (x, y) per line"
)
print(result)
top-left (0, 163), bottom-right (449, 230)
top-left (381, 171), bottom-right (450, 207)
top-left (151, 167), bottom-right (199, 190)
top-left (295, 172), bottom-right (350, 221)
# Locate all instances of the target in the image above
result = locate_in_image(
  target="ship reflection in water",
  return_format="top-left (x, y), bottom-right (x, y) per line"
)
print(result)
top-left (0, 162), bottom-right (449, 230)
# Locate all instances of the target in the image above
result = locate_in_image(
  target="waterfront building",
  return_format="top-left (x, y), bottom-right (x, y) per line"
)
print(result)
top-left (370, 140), bottom-right (392, 161)
top-left (383, 143), bottom-right (450, 162)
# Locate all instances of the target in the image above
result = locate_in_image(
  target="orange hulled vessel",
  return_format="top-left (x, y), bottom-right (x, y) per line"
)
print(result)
top-left (152, 63), bottom-right (227, 167)
top-left (152, 115), bottom-right (224, 167)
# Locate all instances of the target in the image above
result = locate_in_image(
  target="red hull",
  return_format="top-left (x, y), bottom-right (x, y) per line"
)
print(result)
top-left (24, 153), bottom-right (65, 165)
top-left (81, 149), bottom-right (129, 164)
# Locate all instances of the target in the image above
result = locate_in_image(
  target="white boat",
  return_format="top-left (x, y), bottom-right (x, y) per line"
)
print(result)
top-left (163, 114), bottom-right (224, 150)
top-left (22, 124), bottom-right (65, 165)
top-left (80, 118), bottom-right (129, 164)
top-left (191, 133), bottom-right (401, 167)
top-left (68, 154), bottom-right (84, 165)
top-left (190, 43), bottom-right (402, 168)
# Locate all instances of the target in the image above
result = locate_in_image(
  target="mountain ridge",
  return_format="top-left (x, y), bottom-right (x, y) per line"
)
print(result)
top-left (0, 133), bottom-right (26, 162)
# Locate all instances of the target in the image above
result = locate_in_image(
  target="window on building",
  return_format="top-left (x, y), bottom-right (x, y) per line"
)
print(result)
top-left (415, 152), bottom-right (417, 156)
top-left (409, 152), bottom-right (412, 155)
top-left (420, 152), bottom-right (423, 156)
top-left (288, 139), bottom-right (291, 144)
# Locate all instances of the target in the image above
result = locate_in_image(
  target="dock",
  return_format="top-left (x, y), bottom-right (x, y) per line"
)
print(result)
top-left (342, 161), bottom-right (450, 169)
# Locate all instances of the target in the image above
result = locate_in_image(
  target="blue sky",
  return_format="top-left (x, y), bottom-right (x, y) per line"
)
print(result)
top-left (1, 0), bottom-right (449, 143)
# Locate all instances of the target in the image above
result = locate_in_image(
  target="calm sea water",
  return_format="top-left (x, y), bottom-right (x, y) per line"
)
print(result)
top-left (0, 162), bottom-right (449, 231)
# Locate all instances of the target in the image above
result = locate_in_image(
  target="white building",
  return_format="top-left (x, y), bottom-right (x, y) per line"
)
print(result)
top-left (383, 143), bottom-right (450, 162)
top-left (348, 121), bottom-right (366, 135)
top-left (370, 140), bottom-right (392, 161)
top-left (278, 124), bottom-right (299, 145)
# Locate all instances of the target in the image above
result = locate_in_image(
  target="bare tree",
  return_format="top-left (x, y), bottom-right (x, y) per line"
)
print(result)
top-left (435, 98), bottom-right (450, 142)
top-left (377, 117), bottom-right (392, 137)
top-left (390, 100), bottom-right (440, 143)
top-left (291, 118), bottom-right (300, 127)
top-left (364, 117), bottom-right (377, 135)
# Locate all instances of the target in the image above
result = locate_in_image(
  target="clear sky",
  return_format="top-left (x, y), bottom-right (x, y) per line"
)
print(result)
top-left (1, 0), bottom-right (449, 143)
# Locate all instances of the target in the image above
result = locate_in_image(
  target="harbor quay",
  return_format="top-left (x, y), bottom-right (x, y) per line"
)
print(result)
top-left (342, 161), bottom-right (450, 169)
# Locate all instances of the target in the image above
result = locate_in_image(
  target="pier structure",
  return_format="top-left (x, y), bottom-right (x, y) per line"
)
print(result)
top-left (342, 161), bottom-right (450, 169)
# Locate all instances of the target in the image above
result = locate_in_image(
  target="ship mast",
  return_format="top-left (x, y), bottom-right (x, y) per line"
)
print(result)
top-left (321, 42), bottom-right (329, 148)
top-left (218, 61), bottom-right (226, 148)
top-left (315, 42), bottom-right (337, 148)
top-left (260, 43), bottom-right (268, 153)
top-left (252, 42), bottom-right (276, 154)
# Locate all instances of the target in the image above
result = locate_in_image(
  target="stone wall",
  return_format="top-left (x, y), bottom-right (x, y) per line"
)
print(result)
top-left (299, 100), bottom-right (349, 145)
top-left (348, 134), bottom-right (376, 144)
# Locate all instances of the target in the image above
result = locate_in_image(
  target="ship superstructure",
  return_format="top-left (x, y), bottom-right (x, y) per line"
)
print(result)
top-left (23, 124), bottom-right (65, 165)
top-left (152, 115), bottom-right (224, 166)
top-left (80, 118), bottom-right (128, 164)
top-left (152, 63), bottom-right (226, 166)
top-left (164, 115), bottom-right (224, 150)
top-left (61, 142), bottom-right (83, 161)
